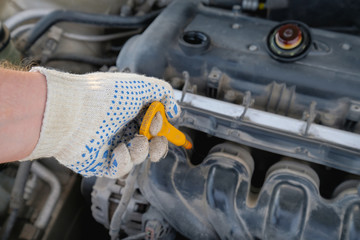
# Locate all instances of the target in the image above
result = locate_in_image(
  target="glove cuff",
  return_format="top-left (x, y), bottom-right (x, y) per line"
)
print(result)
top-left (23, 67), bottom-right (87, 161)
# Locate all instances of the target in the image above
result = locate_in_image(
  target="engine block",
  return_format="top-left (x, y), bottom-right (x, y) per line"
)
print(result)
top-left (117, 0), bottom-right (360, 131)
top-left (98, 0), bottom-right (360, 239)
top-left (137, 143), bottom-right (360, 240)
top-left (116, 0), bottom-right (360, 176)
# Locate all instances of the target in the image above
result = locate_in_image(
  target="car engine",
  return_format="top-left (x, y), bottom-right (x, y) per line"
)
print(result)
top-left (0, 0), bottom-right (360, 239)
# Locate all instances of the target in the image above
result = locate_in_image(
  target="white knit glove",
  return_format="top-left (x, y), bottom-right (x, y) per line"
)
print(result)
top-left (23, 67), bottom-right (180, 178)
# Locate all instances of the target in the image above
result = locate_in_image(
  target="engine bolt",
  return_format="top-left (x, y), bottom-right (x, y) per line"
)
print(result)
top-left (248, 44), bottom-right (258, 51)
top-left (341, 43), bottom-right (351, 51)
top-left (231, 23), bottom-right (242, 29)
top-left (224, 90), bottom-right (237, 102)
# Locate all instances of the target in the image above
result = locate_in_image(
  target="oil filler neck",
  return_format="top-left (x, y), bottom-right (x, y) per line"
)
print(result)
top-left (267, 21), bottom-right (312, 62)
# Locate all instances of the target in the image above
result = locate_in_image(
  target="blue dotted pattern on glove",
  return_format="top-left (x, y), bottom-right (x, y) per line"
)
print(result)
top-left (67, 79), bottom-right (178, 177)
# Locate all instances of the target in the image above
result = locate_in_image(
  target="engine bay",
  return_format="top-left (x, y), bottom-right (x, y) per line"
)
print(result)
top-left (1, 0), bottom-right (360, 239)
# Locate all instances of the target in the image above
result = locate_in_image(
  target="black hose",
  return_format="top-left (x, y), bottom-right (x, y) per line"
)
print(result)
top-left (207, 0), bottom-right (246, 8)
top-left (46, 54), bottom-right (117, 66)
top-left (1, 161), bottom-right (32, 240)
top-left (24, 9), bottom-right (160, 51)
top-left (109, 165), bottom-right (141, 240)
top-left (1, 211), bottom-right (18, 240)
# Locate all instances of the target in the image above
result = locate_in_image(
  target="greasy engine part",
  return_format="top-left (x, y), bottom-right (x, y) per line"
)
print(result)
top-left (142, 207), bottom-right (176, 240)
top-left (23, 9), bottom-right (160, 52)
top-left (91, 176), bottom-right (150, 237)
top-left (91, 142), bottom-right (360, 239)
top-left (0, 162), bottom-right (31, 240)
top-left (117, 0), bottom-right (360, 132)
top-left (137, 143), bottom-right (360, 240)
top-left (0, 160), bottom-right (86, 240)
top-left (266, 21), bottom-right (312, 62)
top-left (108, 0), bottom-right (360, 238)
top-left (117, 0), bottom-right (360, 174)
top-left (0, 21), bottom-right (21, 63)
top-left (172, 90), bottom-right (360, 176)
top-left (266, 0), bottom-right (360, 30)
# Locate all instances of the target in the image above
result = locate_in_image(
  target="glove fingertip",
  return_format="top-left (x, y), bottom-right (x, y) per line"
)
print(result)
top-left (164, 100), bottom-right (181, 120)
top-left (150, 112), bottom-right (163, 136)
top-left (109, 143), bottom-right (133, 178)
top-left (128, 135), bottom-right (149, 164)
top-left (149, 136), bottom-right (168, 162)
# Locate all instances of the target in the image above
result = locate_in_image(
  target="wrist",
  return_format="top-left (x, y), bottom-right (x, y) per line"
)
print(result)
top-left (23, 71), bottom-right (47, 158)
top-left (0, 69), bottom-right (46, 162)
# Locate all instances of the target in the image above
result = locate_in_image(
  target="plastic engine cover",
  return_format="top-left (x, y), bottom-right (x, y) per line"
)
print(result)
top-left (137, 143), bottom-right (360, 240)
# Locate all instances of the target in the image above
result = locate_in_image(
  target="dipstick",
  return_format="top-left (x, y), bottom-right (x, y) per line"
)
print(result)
top-left (140, 101), bottom-right (192, 149)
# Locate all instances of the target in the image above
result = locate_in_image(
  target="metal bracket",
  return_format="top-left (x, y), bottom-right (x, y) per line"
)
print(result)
top-left (240, 91), bottom-right (253, 120)
top-left (304, 101), bottom-right (317, 136)
top-left (181, 71), bottom-right (190, 103)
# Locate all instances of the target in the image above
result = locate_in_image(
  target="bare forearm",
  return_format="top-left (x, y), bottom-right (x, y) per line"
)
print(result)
top-left (0, 68), bottom-right (46, 163)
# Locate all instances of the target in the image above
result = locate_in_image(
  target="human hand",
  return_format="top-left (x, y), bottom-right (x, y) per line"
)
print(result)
top-left (23, 67), bottom-right (180, 178)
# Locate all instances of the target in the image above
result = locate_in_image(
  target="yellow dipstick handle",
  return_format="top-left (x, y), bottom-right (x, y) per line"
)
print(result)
top-left (140, 101), bottom-right (192, 149)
